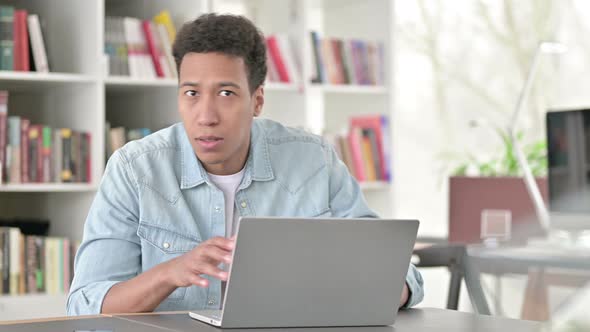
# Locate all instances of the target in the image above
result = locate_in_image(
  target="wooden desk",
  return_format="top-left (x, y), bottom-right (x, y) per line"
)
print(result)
top-left (0, 308), bottom-right (541, 332)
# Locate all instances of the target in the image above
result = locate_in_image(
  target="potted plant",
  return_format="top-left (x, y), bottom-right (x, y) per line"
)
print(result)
top-left (447, 127), bottom-right (549, 244)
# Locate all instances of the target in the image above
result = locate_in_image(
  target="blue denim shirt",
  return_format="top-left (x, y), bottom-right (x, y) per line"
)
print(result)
top-left (67, 119), bottom-right (424, 315)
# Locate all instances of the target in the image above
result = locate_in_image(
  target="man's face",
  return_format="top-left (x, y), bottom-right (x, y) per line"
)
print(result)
top-left (178, 52), bottom-right (264, 175)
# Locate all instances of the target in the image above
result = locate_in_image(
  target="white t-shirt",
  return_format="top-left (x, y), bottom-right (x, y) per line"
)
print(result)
top-left (208, 167), bottom-right (246, 238)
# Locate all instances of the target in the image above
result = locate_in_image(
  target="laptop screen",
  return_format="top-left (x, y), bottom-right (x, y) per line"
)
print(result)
top-left (546, 109), bottom-right (590, 214)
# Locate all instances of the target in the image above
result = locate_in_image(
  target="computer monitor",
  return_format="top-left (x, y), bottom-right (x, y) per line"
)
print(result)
top-left (546, 108), bottom-right (590, 230)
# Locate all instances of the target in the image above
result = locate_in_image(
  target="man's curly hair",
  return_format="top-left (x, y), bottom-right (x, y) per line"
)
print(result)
top-left (172, 13), bottom-right (267, 94)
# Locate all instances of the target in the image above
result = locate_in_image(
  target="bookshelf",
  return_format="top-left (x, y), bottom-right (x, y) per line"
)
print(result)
top-left (0, 0), bottom-right (395, 320)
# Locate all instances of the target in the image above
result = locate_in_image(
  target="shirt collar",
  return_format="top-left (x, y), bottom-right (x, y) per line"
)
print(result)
top-left (180, 120), bottom-right (274, 190)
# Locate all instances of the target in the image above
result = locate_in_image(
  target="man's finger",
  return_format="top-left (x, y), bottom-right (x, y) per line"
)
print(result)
top-left (208, 236), bottom-right (235, 251)
top-left (202, 245), bottom-right (233, 264)
top-left (196, 264), bottom-right (228, 281)
top-left (189, 275), bottom-right (209, 287)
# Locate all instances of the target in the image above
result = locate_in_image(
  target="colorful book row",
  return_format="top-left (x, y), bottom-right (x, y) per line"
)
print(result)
top-left (105, 10), bottom-right (177, 79)
top-left (325, 115), bottom-right (391, 182)
top-left (0, 6), bottom-right (49, 72)
top-left (0, 227), bottom-right (79, 295)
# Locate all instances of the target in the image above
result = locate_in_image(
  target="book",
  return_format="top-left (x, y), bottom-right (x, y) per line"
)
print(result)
top-left (60, 128), bottom-right (72, 182)
top-left (13, 9), bottom-right (29, 71)
top-left (309, 31), bottom-right (325, 83)
top-left (155, 23), bottom-right (176, 78)
top-left (266, 36), bottom-right (290, 83)
top-left (142, 20), bottom-right (164, 77)
top-left (360, 132), bottom-right (377, 181)
top-left (0, 6), bottom-right (14, 71)
top-left (9, 227), bottom-right (20, 295)
top-left (7, 116), bottom-right (21, 183)
top-left (20, 118), bottom-right (30, 183)
top-left (41, 126), bottom-right (51, 183)
top-left (27, 14), bottom-right (49, 73)
top-left (53, 129), bottom-right (62, 182)
top-left (1, 229), bottom-right (8, 294)
top-left (0, 91), bottom-right (7, 184)
top-left (28, 124), bottom-right (42, 183)
top-left (150, 22), bottom-right (173, 78)
top-left (153, 10), bottom-right (176, 42)
top-left (350, 115), bottom-right (390, 181)
top-left (0, 229), bottom-right (4, 293)
top-left (347, 127), bottom-right (366, 181)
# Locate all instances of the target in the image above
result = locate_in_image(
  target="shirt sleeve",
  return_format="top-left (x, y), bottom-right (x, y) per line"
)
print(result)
top-left (402, 263), bottom-right (424, 308)
top-left (67, 149), bottom-right (141, 315)
top-left (325, 143), bottom-right (424, 308)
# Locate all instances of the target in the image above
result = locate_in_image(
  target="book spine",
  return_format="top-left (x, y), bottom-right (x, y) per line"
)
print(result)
top-left (9, 228), bottom-right (19, 295)
top-left (20, 118), bottom-right (29, 183)
top-left (27, 14), bottom-right (49, 73)
top-left (142, 20), bottom-right (164, 77)
top-left (84, 132), bottom-right (91, 183)
top-left (28, 125), bottom-right (40, 183)
top-left (347, 127), bottom-right (366, 182)
top-left (72, 131), bottom-right (81, 182)
top-left (0, 229), bottom-right (4, 294)
top-left (13, 10), bottom-right (29, 71)
top-left (61, 128), bottom-right (72, 182)
top-left (53, 129), bottom-right (62, 182)
top-left (266, 36), bottom-right (290, 83)
top-left (156, 23), bottom-right (176, 78)
top-left (26, 236), bottom-right (36, 293)
top-left (63, 238), bottom-right (70, 293)
top-left (0, 6), bottom-right (15, 70)
top-left (42, 126), bottom-right (51, 183)
top-left (153, 10), bottom-right (176, 42)
top-left (36, 236), bottom-right (44, 292)
top-left (7, 116), bottom-right (21, 183)
top-left (0, 91), bottom-right (7, 184)
top-left (310, 31), bottom-right (324, 83)
top-left (2, 229), bottom-right (8, 294)
top-left (18, 232), bottom-right (25, 294)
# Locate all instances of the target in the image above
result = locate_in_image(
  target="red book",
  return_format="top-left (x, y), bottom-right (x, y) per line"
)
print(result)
top-left (20, 118), bottom-right (30, 183)
top-left (13, 10), bottom-right (29, 71)
top-left (142, 20), bottom-right (164, 77)
top-left (331, 39), bottom-right (345, 84)
top-left (266, 36), bottom-right (290, 83)
top-left (347, 127), bottom-right (366, 182)
top-left (350, 115), bottom-right (390, 181)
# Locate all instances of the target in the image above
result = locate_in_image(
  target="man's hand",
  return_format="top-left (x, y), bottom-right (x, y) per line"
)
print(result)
top-left (399, 283), bottom-right (410, 309)
top-left (164, 236), bottom-right (235, 288)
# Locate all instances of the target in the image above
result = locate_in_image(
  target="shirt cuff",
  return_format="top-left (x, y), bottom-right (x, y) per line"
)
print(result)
top-left (402, 264), bottom-right (424, 308)
top-left (67, 280), bottom-right (121, 316)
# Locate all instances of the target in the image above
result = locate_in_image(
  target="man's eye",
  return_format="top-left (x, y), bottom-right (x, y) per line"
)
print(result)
top-left (184, 90), bottom-right (197, 97)
top-left (219, 90), bottom-right (234, 97)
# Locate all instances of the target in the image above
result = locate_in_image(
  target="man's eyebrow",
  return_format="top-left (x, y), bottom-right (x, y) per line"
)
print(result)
top-left (218, 82), bottom-right (242, 89)
top-left (180, 81), bottom-right (199, 88)
top-left (179, 82), bottom-right (242, 89)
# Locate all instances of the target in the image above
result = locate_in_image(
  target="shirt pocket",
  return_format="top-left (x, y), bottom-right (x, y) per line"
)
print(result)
top-left (137, 221), bottom-right (201, 301)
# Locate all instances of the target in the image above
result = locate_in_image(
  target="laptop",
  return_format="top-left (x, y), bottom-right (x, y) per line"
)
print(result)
top-left (189, 217), bottom-right (419, 328)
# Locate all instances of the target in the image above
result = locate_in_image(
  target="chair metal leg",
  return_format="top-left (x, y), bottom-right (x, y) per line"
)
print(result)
top-left (446, 266), bottom-right (462, 310)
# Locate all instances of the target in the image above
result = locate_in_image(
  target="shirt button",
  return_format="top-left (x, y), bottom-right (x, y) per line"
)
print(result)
top-left (163, 242), bottom-right (170, 249)
top-left (240, 202), bottom-right (247, 208)
top-left (215, 206), bottom-right (221, 212)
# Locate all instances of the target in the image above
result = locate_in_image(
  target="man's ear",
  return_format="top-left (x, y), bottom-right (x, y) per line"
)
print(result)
top-left (253, 86), bottom-right (264, 117)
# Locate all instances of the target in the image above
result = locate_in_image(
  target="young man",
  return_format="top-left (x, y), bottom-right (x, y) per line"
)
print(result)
top-left (67, 14), bottom-right (423, 315)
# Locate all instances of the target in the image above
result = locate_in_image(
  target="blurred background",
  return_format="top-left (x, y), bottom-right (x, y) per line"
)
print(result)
top-left (0, 0), bottom-right (589, 328)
